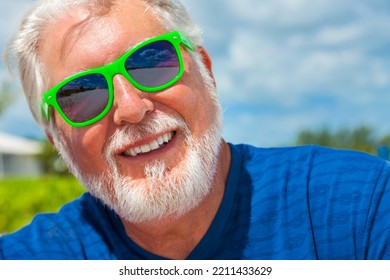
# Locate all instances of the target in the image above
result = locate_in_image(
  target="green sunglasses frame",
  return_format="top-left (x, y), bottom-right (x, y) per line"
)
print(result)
top-left (41, 31), bottom-right (194, 127)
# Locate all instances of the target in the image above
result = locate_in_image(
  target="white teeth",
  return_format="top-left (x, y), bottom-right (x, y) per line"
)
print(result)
top-left (140, 144), bottom-right (151, 153)
top-left (157, 137), bottom-right (164, 145)
top-left (123, 132), bottom-right (174, 157)
top-left (150, 140), bottom-right (159, 151)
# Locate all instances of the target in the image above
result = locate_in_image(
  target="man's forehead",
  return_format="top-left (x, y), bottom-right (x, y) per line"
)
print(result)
top-left (40, 0), bottom-right (165, 80)
top-left (57, 15), bottom-right (117, 63)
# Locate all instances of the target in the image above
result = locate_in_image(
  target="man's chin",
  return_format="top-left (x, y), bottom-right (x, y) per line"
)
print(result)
top-left (86, 151), bottom-right (212, 223)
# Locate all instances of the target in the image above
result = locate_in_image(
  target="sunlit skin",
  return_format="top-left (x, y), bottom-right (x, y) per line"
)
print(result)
top-left (39, 0), bottom-right (231, 259)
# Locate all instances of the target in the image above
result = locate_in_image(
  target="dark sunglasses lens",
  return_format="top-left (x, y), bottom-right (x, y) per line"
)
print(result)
top-left (125, 40), bottom-right (180, 88)
top-left (56, 73), bottom-right (109, 123)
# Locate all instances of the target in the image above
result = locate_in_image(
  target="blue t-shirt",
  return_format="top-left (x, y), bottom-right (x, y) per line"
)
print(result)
top-left (1, 144), bottom-right (390, 259)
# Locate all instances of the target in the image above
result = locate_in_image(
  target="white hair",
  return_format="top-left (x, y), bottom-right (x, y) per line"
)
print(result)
top-left (4, 0), bottom-right (203, 132)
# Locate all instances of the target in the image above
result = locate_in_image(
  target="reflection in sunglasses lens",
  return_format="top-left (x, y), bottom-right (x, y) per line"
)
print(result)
top-left (57, 73), bottom-right (109, 122)
top-left (125, 40), bottom-right (180, 87)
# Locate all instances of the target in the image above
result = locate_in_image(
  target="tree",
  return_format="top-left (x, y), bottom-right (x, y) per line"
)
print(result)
top-left (294, 125), bottom-right (390, 156)
top-left (0, 81), bottom-right (17, 116)
top-left (36, 140), bottom-right (69, 175)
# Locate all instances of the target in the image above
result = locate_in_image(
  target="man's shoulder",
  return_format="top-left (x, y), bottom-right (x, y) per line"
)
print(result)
top-left (225, 144), bottom-right (390, 259)
top-left (229, 143), bottom-right (389, 186)
top-left (231, 143), bottom-right (386, 166)
top-left (0, 193), bottom-right (109, 259)
top-left (36, 192), bottom-right (101, 226)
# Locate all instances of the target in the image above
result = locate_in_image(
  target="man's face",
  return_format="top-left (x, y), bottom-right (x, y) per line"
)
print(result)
top-left (39, 1), bottom-right (223, 222)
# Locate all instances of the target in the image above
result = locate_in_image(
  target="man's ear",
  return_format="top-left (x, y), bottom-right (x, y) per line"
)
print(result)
top-left (196, 46), bottom-right (216, 85)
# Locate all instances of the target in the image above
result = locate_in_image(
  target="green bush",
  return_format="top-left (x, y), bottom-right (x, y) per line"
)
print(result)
top-left (0, 176), bottom-right (86, 234)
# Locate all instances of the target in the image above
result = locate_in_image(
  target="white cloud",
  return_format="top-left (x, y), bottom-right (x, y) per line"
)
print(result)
top-left (314, 24), bottom-right (365, 46)
top-left (226, 0), bottom-right (353, 27)
top-left (0, 1), bottom-right (33, 81)
top-left (206, 0), bottom-right (390, 146)
top-left (0, 1), bottom-right (32, 45)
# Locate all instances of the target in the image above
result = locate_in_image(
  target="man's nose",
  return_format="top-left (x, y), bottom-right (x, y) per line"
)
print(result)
top-left (111, 75), bottom-right (155, 125)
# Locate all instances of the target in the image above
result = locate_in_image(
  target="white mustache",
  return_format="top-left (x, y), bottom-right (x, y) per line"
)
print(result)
top-left (103, 112), bottom-right (189, 160)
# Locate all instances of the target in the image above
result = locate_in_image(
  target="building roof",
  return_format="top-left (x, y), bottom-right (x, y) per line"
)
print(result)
top-left (0, 131), bottom-right (42, 155)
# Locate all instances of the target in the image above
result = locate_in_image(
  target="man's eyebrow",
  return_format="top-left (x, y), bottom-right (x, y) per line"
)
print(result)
top-left (121, 35), bottom-right (154, 55)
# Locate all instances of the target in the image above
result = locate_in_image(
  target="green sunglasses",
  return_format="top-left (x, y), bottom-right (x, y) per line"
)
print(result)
top-left (41, 31), bottom-right (194, 127)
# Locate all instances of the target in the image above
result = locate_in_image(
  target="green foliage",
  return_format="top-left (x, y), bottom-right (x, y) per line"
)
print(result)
top-left (36, 140), bottom-right (69, 175)
top-left (294, 125), bottom-right (390, 155)
top-left (0, 176), bottom-right (85, 234)
top-left (0, 82), bottom-right (17, 116)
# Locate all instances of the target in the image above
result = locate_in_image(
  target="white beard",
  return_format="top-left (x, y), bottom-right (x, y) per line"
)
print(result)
top-left (51, 107), bottom-right (223, 223)
top-left (89, 112), bottom-right (222, 223)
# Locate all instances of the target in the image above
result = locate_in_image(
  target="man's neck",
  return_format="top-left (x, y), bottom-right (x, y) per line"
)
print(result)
top-left (120, 141), bottom-right (231, 259)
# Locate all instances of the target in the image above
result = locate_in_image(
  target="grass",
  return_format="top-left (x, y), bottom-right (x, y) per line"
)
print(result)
top-left (0, 176), bottom-right (86, 234)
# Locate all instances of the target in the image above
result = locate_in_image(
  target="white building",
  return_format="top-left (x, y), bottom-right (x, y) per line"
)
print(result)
top-left (0, 132), bottom-right (43, 177)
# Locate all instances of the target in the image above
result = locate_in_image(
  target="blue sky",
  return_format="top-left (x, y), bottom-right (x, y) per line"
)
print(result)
top-left (1, 0), bottom-right (390, 147)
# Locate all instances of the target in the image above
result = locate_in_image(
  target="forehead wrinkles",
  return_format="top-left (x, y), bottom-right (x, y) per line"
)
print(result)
top-left (57, 2), bottom-right (118, 65)
top-left (59, 16), bottom-right (93, 62)
top-left (56, 0), bottom-right (162, 67)
top-left (60, 12), bottom-right (116, 65)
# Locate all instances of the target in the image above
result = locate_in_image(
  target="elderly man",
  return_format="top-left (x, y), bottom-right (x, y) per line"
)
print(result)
top-left (1, 0), bottom-right (390, 260)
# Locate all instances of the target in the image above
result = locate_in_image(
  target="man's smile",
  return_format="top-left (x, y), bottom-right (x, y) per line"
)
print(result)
top-left (121, 131), bottom-right (175, 157)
